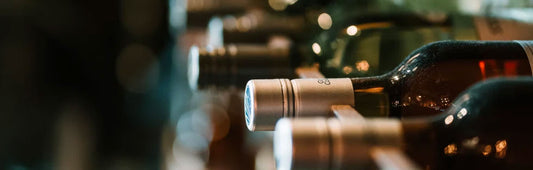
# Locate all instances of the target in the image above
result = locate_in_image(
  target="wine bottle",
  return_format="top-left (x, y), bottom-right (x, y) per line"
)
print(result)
top-left (191, 13), bottom-right (459, 89)
top-left (268, 0), bottom-right (332, 13)
top-left (314, 14), bottom-right (533, 78)
top-left (274, 77), bottom-right (533, 169)
top-left (208, 10), bottom-right (449, 46)
top-left (185, 0), bottom-right (268, 27)
top-left (206, 9), bottom-right (315, 47)
top-left (245, 40), bottom-right (533, 131)
top-left (308, 0), bottom-right (533, 77)
top-left (187, 41), bottom-right (298, 90)
top-left (191, 13), bottom-right (533, 90)
top-left (205, 0), bottom-right (338, 46)
top-left (327, 0), bottom-right (533, 26)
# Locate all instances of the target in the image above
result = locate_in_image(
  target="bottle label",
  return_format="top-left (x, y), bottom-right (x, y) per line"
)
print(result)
top-left (515, 41), bottom-right (533, 74)
top-left (474, 17), bottom-right (533, 40)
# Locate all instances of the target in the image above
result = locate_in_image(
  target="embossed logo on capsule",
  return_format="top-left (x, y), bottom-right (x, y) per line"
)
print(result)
top-left (317, 79), bottom-right (331, 85)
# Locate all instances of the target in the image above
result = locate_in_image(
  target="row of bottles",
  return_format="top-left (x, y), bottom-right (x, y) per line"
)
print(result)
top-left (188, 1), bottom-right (533, 89)
top-left (180, 0), bottom-right (533, 169)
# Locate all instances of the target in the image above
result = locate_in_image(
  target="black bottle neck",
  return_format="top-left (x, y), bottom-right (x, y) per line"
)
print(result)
top-left (194, 43), bottom-right (301, 89)
top-left (349, 75), bottom-right (392, 117)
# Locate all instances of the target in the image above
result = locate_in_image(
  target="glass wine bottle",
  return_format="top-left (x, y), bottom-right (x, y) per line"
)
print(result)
top-left (313, 13), bottom-right (533, 78)
top-left (187, 40), bottom-right (299, 90)
top-left (245, 40), bottom-right (533, 131)
top-left (191, 13), bottom-right (533, 90)
top-left (274, 77), bottom-right (533, 169)
top-left (185, 0), bottom-right (269, 27)
top-left (327, 0), bottom-right (533, 25)
top-left (206, 9), bottom-right (316, 47)
top-left (191, 14), bottom-right (457, 90)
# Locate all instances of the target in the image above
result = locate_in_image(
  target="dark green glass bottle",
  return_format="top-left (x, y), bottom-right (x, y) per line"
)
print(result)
top-left (313, 13), bottom-right (533, 78)
top-left (191, 14), bottom-right (455, 89)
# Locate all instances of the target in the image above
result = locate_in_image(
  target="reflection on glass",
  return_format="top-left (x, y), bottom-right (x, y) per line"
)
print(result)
top-left (441, 97), bottom-right (451, 107)
top-left (416, 95), bottom-right (422, 102)
top-left (312, 42), bottom-right (322, 55)
top-left (479, 61), bottom-right (487, 79)
top-left (317, 13), bottom-right (332, 30)
top-left (342, 66), bottom-right (353, 74)
top-left (495, 140), bottom-right (508, 159)
top-left (444, 115), bottom-right (454, 125)
top-left (457, 108), bottom-right (468, 119)
top-left (444, 144), bottom-right (458, 156)
top-left (346, 25), bottom-right (358, 36)
top-left (462, 136), bottom-right (479, 149)
top-left (355, 60), bottom-right (369, 72)
top-left (482, 145), bottom-right (492, 156)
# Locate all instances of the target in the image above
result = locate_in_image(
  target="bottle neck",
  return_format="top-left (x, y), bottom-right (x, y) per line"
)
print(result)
top-left (220, 11), bottom-right (309, 43)
top-left (350, 76), bottom-right (392, 117)
top-left (195, 44), bottom-right (296, 89)
top-left (351, 76), bottom-right (390, 89)
top-left (400, 118), bottom-right (439, 168)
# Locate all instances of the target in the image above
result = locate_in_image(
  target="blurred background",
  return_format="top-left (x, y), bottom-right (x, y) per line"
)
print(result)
top-left (0, 0), bottom-right (277, 169)
top-left (2, 0), bottom-right (532, 169)
top-left (1, 0), bottom-right (172, 169)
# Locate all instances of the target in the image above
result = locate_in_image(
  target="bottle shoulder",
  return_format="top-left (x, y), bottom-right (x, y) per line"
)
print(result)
top-left (385, 41), bottom-right (531, 117)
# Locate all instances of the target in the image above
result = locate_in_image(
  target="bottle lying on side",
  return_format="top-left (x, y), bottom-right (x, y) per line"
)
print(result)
top-left (327, 0), bottom-right (533, 25)
top-left (206, 9), bottom-right (313, 47)
top-left (274, 77), bottom-right (533, 170)
top-left (191, 14), bottom-right (533, 91)
top-left (245, 40), bottom-right (533, 131)
top-left (185, 0), bottom-right (268, 28)
top-left (187, 40), bottom-right (298, 90)
top-left (191, 14), bottom-right (448, 90)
